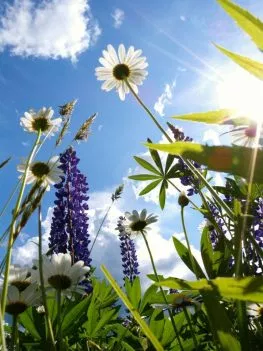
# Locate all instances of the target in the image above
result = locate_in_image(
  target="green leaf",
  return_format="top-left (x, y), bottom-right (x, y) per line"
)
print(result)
top-left (173, 236), bottom-right (206, 279)
top-left (217, 0), bottom-right (263, 50)
top-left (139, 179), bottom-right (162, 196)
top-left (129, 174), bottom-right (161, 181)
top-left (164, 154), bottom-right (175, 174)
top-left (0, 157), bottom-right (11, 169)
top-left (155, 276), bottom-right (263, 303)
top-left (140, 284), bottom-right (159, 313)
top-left (159, 182), bottom-right (166, 210)
top-left (19, 308), bottom-right (41, 340)
top-left (147, 138), bottom-right (164, 173)
top-left (124, 277), bottom-right (142, 309)
top-left (92, 308), bottom-right (119, 336)
top-left (101, 265), bottom-right (164, 351)
top-left (61, 295), bottom-right (91, 336)
top-left (171, 109), bottom-right (250, 126)
top-left (145, 142), bottom-right (263, 183)
top-left (215, 44), bottom-right (263, 80)
top-left (134, 156), bottom-right (162, 175)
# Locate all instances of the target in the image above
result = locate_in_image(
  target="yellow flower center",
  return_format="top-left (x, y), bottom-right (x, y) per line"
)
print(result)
top-left (130, 220), bottom-right (147, 232)
top-left (113, 64), bottom-right (130, 80)
top-left (32, 117), bottom-right (50, 132)
top-left (6, 302), bottom-right (28, 315)
top-left (31, 162), bottom-right (50, 178)
top-left (11, 280), bottom-right (31, 292)
top-left (48, 275), bottom-right (72, 290)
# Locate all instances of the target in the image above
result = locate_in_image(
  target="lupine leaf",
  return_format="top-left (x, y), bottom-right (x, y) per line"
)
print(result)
top-left (19, 308), bottom-right (41, 340)
top-left (173, 236), bottom-right (206, 279)
top-left (139, 179), bottom-right (162, 196)
top-left (124, 277), bottom-right (142, 309)
top-left (147, 138), bottom-right (164, 173)
top-left (215, 44), bottom-right (263, 80)
top-left (129, 174), bottom-right (161, 181)
top-left (217, 0), bottom-right (263, 51)
top-left (145, 142), bottom-right (263, 183)
top-left (101, 265), bottom-right (164, 351)
top-left (164, 153), bottom-right (175, 174)
top-left (171, 109), bottom-right (250, 126)
top-left (134, 156), bottom-right (162, 175)
top-left (159, 182), bottom-right (166, 210)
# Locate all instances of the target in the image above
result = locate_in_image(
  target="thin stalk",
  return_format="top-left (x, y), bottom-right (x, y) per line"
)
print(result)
top-left (141, 231), bottom-right (184, 351)
top-left (181, 207), bottom-right (199, 279)
top-left (125, 80), bottom-right (235, 222)
top-left (90, 202), bottom-right (113, 254)
top-left (56, 289), bottom-right (62, 350)
top-left (168, 179), bottom-right (199, 211)
top-left (0, 180), bottom-right (20, 219)
top-left (11, 314), bottom-right (18, 351)
top-left (1, 131), bottom-right (42, 314)
top-left (38, 206), bottom-right (56, 350)
top-left (0, 304), bottom-right (7, 351)
top-left (182, 306), bottom-right (198, 349)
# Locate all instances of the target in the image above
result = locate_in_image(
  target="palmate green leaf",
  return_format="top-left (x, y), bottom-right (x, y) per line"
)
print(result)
top-left (155, 276), bottom-right (263, 303)
top-left (145, 142), bottom-right (263, 183)
top-left (147, 138), bottom-right (164, 173)
top-left (171, 109), bottom-right (250, 126)
top-left (101, 265), bottom-right (164, 351)
top-left (19, 307), bottom-right (42, 340)
top-left (217, 0), bottom-right (263, 51)
top-left (173, 236), bottom-right (206, 279)
top-left (129, 174), bottom-right (161, 181)
top-left (159, 181), bottom-right (166, 210)
top-left (139, 284), bottom-right (158, 313)
top-left (134, 156), bottom-right (162, 175)
top-left (124, 276), bottom-right (142, 309)
top-left (215, 44), bottom-right (263, 80)
top-left (139, 179), bottom-right (162, 196)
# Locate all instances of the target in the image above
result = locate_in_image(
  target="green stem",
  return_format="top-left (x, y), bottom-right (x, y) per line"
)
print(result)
top-left (126, 80), bottom-right (235, 222)
top-left (181, 207), bottom-right (199, 279)
top-left (11, 314), bottom-right (18, 351)
top-left (182, 306), bottom-right (199, 349)
top-left (0, 304), bottom-right (7, 351)
top-left (141, 231), bottom-right (184, 351)
top-left (56, 289), bottom-right (62, 350)
top-left (90, 202), bottom-right (113, 254)
top-left (1, 131), bottom-right (42, 314)
top-left (38, 206), bottom-right (56, 350)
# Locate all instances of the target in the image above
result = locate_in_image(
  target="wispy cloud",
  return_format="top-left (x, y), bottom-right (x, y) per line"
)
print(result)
top-left (154, 80), bottom-right (176, 117)
top-left (111, 8), bottom-right (125, 29)
top-left (0, 0), bottom-right (101, 62)
top-left (180, 15), bottom-right (186, 21)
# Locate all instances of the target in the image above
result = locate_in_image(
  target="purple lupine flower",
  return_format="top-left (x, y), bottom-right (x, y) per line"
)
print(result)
top-left (205, 203), bottom-right (227, 248)
top-left (116, 216), bottom-right (139, 283)
top-left (168, 123), bottom-right (201, 196)
top-left (49, 147), bottom-right (91, 268)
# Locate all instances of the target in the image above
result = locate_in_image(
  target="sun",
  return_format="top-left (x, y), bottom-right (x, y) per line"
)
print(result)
top-left (216, 69), bottom-right (263, 124)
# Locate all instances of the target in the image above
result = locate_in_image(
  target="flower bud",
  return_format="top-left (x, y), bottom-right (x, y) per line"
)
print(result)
top-left (178, 192), bottom-right (189, 207)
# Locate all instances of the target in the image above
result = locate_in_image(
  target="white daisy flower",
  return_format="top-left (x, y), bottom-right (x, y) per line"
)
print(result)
top-left (152, 293), bottom-right (201, 315)
top-left (20, 107), bottom-right (62, 136)
top-left (31, 253), bottom-right (90, 293)
top-left (3, 284), bottom-right (40, 316)
top-left (228, 122), bottom-right (263, 148)
top-left (1, 264), bottom-right (31, 292)
top-left (17, 156), bottom-right (63, 191)
top-left (247, 303), bottom-right (263, 318)
top-left (95, 44), bottom-right (148, 101)
top-left (123, 209), bottom-right (158, 236)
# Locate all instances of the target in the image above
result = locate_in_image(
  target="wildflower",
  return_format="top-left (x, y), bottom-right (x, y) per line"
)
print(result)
top-left (95, 44), bottom-right (148, 101)
top-left (1, 264), bottom-right (31, 292)
top-left (228, 122), bottom-right (263, 148)
top-left (123, 209), bottom-right (158, 236)
top-left (247, 303), bottom-right (263, 319)
top-left (49, 148), bottom-right (92, 267)
top-left (59, 99), bottom-right (77, 117)
top-left (4, 284), bottom-right (40, 316)
top-left (152, 293), bottom-right (201, 315)
top-left (17, 156), bottom-right (63, 191)
top-left (178, 191), bottom-right (189, 207)
top-left (20, 107), bottom-right (62, 136)
top-left (74, 113), bottom-right (97, 142)
top-left (111, 184), bottom-right (124, 202)
top-left (32, 253), bottom-right (90, 293)
top-left (116, 216), bottom-right (140, 282)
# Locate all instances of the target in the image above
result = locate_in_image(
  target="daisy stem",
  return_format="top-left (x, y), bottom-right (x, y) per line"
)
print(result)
top-left (180, 207), bottom-right (199, 279)
top-left (56, 289), bottom-right (62, 350)
top-left (140, 231), bottom-right (184, 351)
top-left (125, 79), bottom-right (235, 222)
top-left (11, 314), bottom-right (18, 351)
top-left (1, 130), bottom-right (42, 315)
top-left (182, 306), bottom-right (199, 349)
top-left (38, 206), bottom-right (56, 350)
top-left (0, 304), bottom-right (7, 351)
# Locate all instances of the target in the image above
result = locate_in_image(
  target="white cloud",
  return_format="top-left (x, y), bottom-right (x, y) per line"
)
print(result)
top-left (180, 15), bottom-right (186, 21)
top-left (0, 0), bottom-right (101, 62)
top-left (203, 128), bottom-right (221, 146)
top-left (111, 8), bottom-right (125, 29)
top-left (154, 80), bottom-right (176, 117)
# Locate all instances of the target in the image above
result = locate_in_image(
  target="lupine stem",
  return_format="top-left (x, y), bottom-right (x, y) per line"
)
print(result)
top-left (141, 231), bottom-right (184, 351)
top-left (180, 206), bottom-right (199, 279)
top-left (38, 206), bottom-right (56, 350)
top-left (125, 79), bottom-right (235, 222)
top-left (182, 306), bottom-right (199, 349)
top-left (1, 130), bottom-right (42, 315)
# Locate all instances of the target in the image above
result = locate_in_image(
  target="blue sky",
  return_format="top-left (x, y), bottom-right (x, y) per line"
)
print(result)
top-left (0, 0), bottom-right (263, 284)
